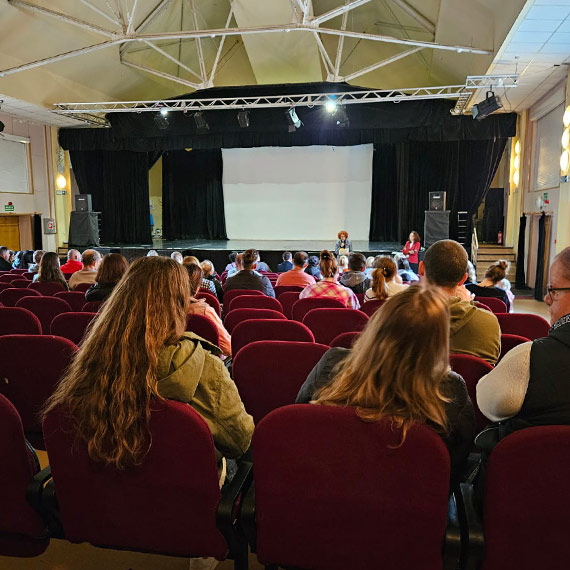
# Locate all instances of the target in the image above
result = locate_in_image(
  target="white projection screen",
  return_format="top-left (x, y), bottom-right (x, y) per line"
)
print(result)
top-left (222, 145), bottom-right (373, 240)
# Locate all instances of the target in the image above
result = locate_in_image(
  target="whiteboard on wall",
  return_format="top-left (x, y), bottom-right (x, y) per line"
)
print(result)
top-left (222, 145), bottom-right (373, 240)
top-left (0, 137), bottom-right (31, 194)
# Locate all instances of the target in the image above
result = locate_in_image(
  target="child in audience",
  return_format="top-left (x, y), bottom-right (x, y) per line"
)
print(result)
top-left (33, 251), bottom-right (69, 290)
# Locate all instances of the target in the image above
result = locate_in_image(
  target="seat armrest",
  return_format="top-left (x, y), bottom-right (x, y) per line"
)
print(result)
top-left (26, 466), bottom-right (52, 517)
top-left (240, 483), bottom-right (256, 553)
top-left (456, 482), bottom-right (485, 570)
top-left (443, 493), bottom-right (462, 570)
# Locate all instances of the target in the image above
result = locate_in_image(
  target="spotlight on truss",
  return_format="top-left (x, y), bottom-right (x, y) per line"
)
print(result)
top-left (325, 99), bottom-right (337, 114)
top-left (160, 108), bottom-right (169, 116)
top-left (471, 91), bottom-right (502, 121)
top-left (193, 111), bottom-right (210, 131)
top-left (285, 107), bottom-right (302, 132)
top-left (237, 110), bottom-right (250, 128)
top-left (153, 113), bottom-right (169, 130)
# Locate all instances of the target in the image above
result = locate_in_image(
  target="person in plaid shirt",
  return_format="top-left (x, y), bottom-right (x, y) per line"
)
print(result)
top-left (299, 250), bottom-right (360, 309)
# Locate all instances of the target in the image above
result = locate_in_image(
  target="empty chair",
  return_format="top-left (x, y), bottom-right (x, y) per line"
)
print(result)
top-left (0, 394), bottom-right (49, 557)
top-left (330, 331), bottom-right (360, 349)
top-left (0, 307), bottom-right (42, 336)
top-left (222, 288), bottom-right (264, 308)
top-left (450, 353), bottom-right (493, 432)
top-left (303, 308), bottom-right (369, 346)
top-left (231, 319), bottom-right (314, 356)
top-left (224, 308), bottom-right (286, 334)
top-left (228, 295), bottom-right (283, 314)
top-left (16, 296), bottom-right (72, 334)
top-left (73, 282), bottom-right (92, 293)
top-left (232, 341), bottom-right (329, 423)
top-left (291, 297), bottom-right (345, 322)
top-left (0, 288), bottom-right (41, 307)
top-left (27, 281), bottom-right (67, 296)
top-left (473, 296), bottom-right (507, 314)
top-left (246, 405), bottom-right (452, 570)
top-left (499, 333), bottom-right (531, 362)
top-left (54, 291), bottom-right (89, 312)
top-left (359, 299), bottom-right (385, 317)
top-left (196, 291), bottom-right (221, 317)
top-left (274, 285), bottom-right (304, 298)
top-left (185, 314), bottom-right (220, 348)
top-left (496, 313), bottom-right (550, 341)
top-left (0, 335), bottom-right (77, 449)
top-left (82, 300), bottom-right (104, 313)
top-left (278, 291), bottom-right (302, 319)
top-left (10, 279), bottom-right (31, 289)
top-left (0, 274), bottom-right (20, 284)
top-left (51, 312), bottom-right (98, 346)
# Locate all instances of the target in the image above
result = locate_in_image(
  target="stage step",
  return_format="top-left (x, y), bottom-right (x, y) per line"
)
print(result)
top-left (475, 245), bottom-right (516, 282)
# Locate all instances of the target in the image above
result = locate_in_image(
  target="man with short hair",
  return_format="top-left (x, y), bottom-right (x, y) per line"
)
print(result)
top-left (339, 252), bottom-right (371, 294)
top-left (0, 246), bottom-right (12, 271)
top-left (277, 251), bottom-right (293, 273)
top-left (68, 249), bottom-right (102, 290)
top-left (423, 239), bottom-right (500, 364)
top-left (60, 249), bottom-right (83, 274)
top-left (224, 248), bottom-right (275, 297)
top-left (276, 251), bottom-right (316, 288)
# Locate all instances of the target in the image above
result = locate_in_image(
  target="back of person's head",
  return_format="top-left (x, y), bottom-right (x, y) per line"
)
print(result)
top-left (38, 251), bottom-right (66, 286)
top-left (366, 256), bottom-right (375, 268)
top-left (183, 255), bottom-right (200, 266)
top-left (319, 250), bottom-right (337, 278)
top-left (466, 260), bottom-right (476, 283)
top-left (82, 250), bottom-right (101, 268)
top-left (68, 249), bottom-right (81, 261)
top-left (0, 246), bottom-right (9, 259)
top-left (293, 251), bottom-right (308, 267)
top-left (348, 253), bottom-right (366, 272)
top-left (339, 255), bottom-right (349, 270)
top-left (307, 255), bottom-right (319, 267)
top-left (371, 257), bottom-right (397, 299)
top-left (185, 263), bottom-right (203, 296)
top-left (43, 256), bottom-right (190, 470)
top-left (171, 251), bottom-right (183, 264)
top-left (146, 250), bottom-right (158, 257)
top-left (235, 253), bottom-right (244, 270)
top-left (228, 251), bottom-right (237, 264)
top-left (201, 259), bottom-right (214, 277)
top-left (243, 249), bottom-right (258, 270)
top-left (33, 249), bottom-right (45, 265)
top-left (315, 284), bottom-right (450, 441)
top-left (282, 251), bottom-right (292, 261)
top-left (484, 260), bottom-right (510, 284)
top-left (96, 253), bottom-right (128, 284)
top-left (423, 240), bottom-right (467, 288)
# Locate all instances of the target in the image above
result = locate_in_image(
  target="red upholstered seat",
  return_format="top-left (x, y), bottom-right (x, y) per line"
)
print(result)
top-left (22, 272), bottom-right (35, 281)
top-left (0, 282), bottom-right (13, 294)
top-left (359, 299), bottom-right (385, 317)
top-left (330, 331), bottom-right (360, 348)
top-left (231, 319), bottom-right (314, 356)
top-left (185, 314), bottom-right (220, 347)
top-left (224, 308), bottom-right (286, 334)
top-left (0, 335), bottom-right (77, 449)
top-left (228, 295), bottom-right (283, 313)
top-left (0, 274), bottom-right (20, 284)
top-left (82, 300), bottom-right (104, 313)
top-left (474, 301), bottom-right (492, 311)
top-left (496, 313), bottom-right (550, 341)
top-left (449, 353), bottom-right (493, 432)
top-left (222, 288), bottom-right (264, 308)
top-left (0, 288), bottom-right (41, 307)
top-left (474, 296), bottom-right (507, 314)
top-left (16, 296), bottom-right (72, 334)
top-left (291, 297), bottom-right (345, 322)
top-left (10, 269), bottom-right (28, 275)
top-left (0, 307), bottom-right (42, 336)
top-left (0, 394), bottom-right (49, 557)
top-left (302, 308), bottom-right (369, 346)
top-left (196, 291), bottom-right (221, 317)
top-left (248, 405), bottom-right (451, 570)
top-left (73, 282), bottom-right (92, 293)
top-left (10, 279), bottom-right (31, 289)
top-left (27, 281), bottom-right (67, 296)
top-left (50, 312), bottom-right (98, 346)
top-left (54, 291), bottom-right (89, 312)
top-left (278, 291), bottom-right (302, 319)
top-left (232, 341), bottom-right (329, 423)
top-left (274, 285), bottom-right (304, 298)
top-left (499, 333), bottom-right (531, 362)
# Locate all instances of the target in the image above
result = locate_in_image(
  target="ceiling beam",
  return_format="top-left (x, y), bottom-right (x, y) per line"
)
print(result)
top-left (209, 5), bottom-right (234, 85)
top-left (126, 0), bottom-right (140, 34)
top-left (190, 0), bottom-right (207, 83)
top-left (78, 0), bottom-right (121, 27)
top-left (121, 60), bottom-right (202, 89)
top-left (334, 3), bottom-right (349, 80)
top-left (139, 40), bottom-right (202, 81)
top-left (391, 0), bottom-right (435, 34)
top-left (341, 46), bottom-right (423, 81)
top-left (310, 0), bottom-right (374, 26)
top-left (313, 31), bottom-right (334, 76)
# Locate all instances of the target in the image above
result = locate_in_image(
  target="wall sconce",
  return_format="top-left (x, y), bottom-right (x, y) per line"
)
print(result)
top-left (512, 139), bottom-right (521, 188)
top-left (56, 174), bottom-right (67, 190)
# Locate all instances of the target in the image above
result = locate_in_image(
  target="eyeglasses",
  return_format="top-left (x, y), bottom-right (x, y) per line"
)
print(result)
top-left (546, 285), bottom-right (570, 300)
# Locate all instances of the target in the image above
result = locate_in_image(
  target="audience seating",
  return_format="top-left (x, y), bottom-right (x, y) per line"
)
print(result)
top-left (50, 312), bottom-right (97, 346)
top-left (0, 335), bottom-right (77, 449)
top-left (329, 331), bottom-right (360, 349)
top-left (27, 282), bottom-right (67, 296)
top-left (499, 333), bottom-right (531, 362)
top-left (224, 308), bottom-right (286, 334)
top-left (15, 297), bottom-right (72, 335)
top-left (0, 274), bottom-right (20, 284)
top-left (359, 299), bottom-right (385, 317)
top-left (196, 291), bottom-right (221, 317)
top-left (474, 297), bottom-right (507, 314)
top-left (291, 297), bottom-right (345, 322)
top-left (10, 279), bottom-right (32, 289)
top-left (185, 314), bottom-right (220, 348)
top-left (274, 285), bottom-right (304, 298)
top-left (23, 272), bottom-right (35, 280)
top-left (73, 283), bottom-right (93, 293)
top-left (244, 405), bottom-right (456, 570)
top-left (0, 288), bottom-right (41, 307)
top-left (496, 313), bottom-right (550, 340)
top-left (474, 301), bottom-right (491, 311)
top-left (222, 288), bottom-right (264, 308)
top-left (302, 308), bottom-right (369, 346)
top-left (42, 400), bottom-right (252, 566)
top-left (0, 282), bottom-right (13, 294)
top-left (0, 394), bottom-right (49, 557)
top-left (228, 295), bottom-right (283, 314)
top-left (355, 292), bottom-right (365, 305)
top-left (10, 269), bottom-right (29, 275)
top-left (449, 353), bottom-right (493, 433)
top-left (0, 307), bottom-right (42, 336)
top-left (277, 291), bottom-right (302, 319)
top-left (62, 273), bottom-right (74, 281)
top-left (82, 300), bottom-right (104, 313)
top-left (54, 291), bottom-right (89, 312)
top-left (231, 319), bottom-right (314, 356)
top-left (232, 341), bottom-right (329, 424)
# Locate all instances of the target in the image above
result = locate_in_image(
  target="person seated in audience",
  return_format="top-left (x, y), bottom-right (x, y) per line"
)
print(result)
top-left (201, 259), bottom-right (223, 299)
top-left (256, 254), bottom-right (271, 273)
top-left (28, 249), bottom-right (45, 274)
top-left (277, 251), bottom-right (293, 273)
top-left (497, 277), bottom-right (515, 312)
top-left (276, 251), bottom-right (316, 288)
top-left (340, 252), bottom-right (371, 294)
top-left (298, 284), bottom-right (475, 488)
top-left (466, 260), bottom-right (477, 284)
top-left (424, 240), bottom-right (500, 364)
top-left (224, 249), bottom-right (275, 297)
top-left (304, 255), bottom-right (321, 280)
top-left (0, 246), bottom-right (12, 271)
top-left (364, 256), bottom-right (375, 278)
top-left (226, 253), bottom-right (245, 279)
top-left (12, 249), bottom-right (33, 269)
top-left (395, 255), bottom-right (419, 283)
top-left (43, 256), bottom-right (253, 485)
top-left (225, 251), bottom-right (238, 272)
top-left (170, 251), bottom-right (183, 264)
top-left (186, 262), bottom-right (231, 357)
top-left (33, 251), bottom-right (69, 290)
top-left (465, 260), bottom-right (512, 311)
top-left (334, 230), bottom-right (352, 255)
top-left (299, 250), bottom-right (359, 309)
top-left (59, 249), bottom-right (83, 274)
top-left (68, 250), bottom-right (102, 290)
top-left (364, 257), bottom-right (406, 301)
top-left (183, 255), bottom-right (217, 296)
top-left (338, 255), bottom-right (349, 274)
top-left (146, 249), bottom-right (159, 257)
top-left (85, 253), bottom-right (128, 302)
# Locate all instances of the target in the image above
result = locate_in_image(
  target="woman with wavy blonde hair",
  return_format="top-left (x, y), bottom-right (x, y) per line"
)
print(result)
top-left (43, 256), bottom-right (253, 471)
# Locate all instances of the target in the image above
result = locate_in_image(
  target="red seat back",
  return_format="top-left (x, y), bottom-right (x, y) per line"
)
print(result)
top-left (50, 312), bottom-right (98, 346)
top-left (185, 314), bottom-right (220, 347)
top-left (330, 331), bottom-right (360, 348)
top-left (27, 281), bottom-right (67, 296)
top-left (222, 288), bottom-right (264, 307)
top-left (22, 272), bottom-right (35, 281)
top-left (0, 274), bottom-right (19, 284)
top-left (496, 313), bottom-right (550, 341)
top-left (195, 291), bottom-right (221, 317)
top-left (231, 319), bottom-right (314, 356)
top-left (43, 400), bottom-right (227, 558)
top-left (54, 291), bottom-right (88, 312)
top-left (233, 341), bottom-right (329, 423)
top-left (16, 296), bottom-right (72, 334)
top-left (228, 295), bottom-right (283, 313)
top-left (359, 299), bottom-right (385, 317)
top-left (499, 333), bottom-right (531, 362)
top-left (274, 285), bottom-right (304, 298)
top-left (224, 308), bottom-right (286, 334)
top-left (291, 297), bottom-right (345, 322)
top-left (10, 269), bottom-right (28, 275)
top-left (82, 300), bottom-right (104, 313)
top-left (302, 308), bottom-right (369, 346)
top-left (0, 307), bottom-right (42, 336)
top-left (73, 282), bottom-right (92, 293)
top-left (253, 405), bottom-right (450, 570)
top-left (474, 296), bottom-right (507, 314)
top-left (0, 394), bottom-right (49, 557)
top-left (474, 301), bottom-right (491, 311)
top-left (0, 288), bottom-right (41, 307)
top-left (278, 291), bottom-right (301, 319)
top-left (10, 279), bottom-right (31, 289)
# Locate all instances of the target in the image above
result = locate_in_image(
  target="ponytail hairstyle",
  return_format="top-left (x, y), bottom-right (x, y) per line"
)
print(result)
top-left (371, 257), bottom-right (397, 299)
top-left (484, 260), bottom-right (510, 284)
top-left (319, 250), bottom-right (338, 278)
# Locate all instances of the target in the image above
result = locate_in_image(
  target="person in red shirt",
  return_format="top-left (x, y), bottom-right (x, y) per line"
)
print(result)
top-left (276, 251), bottom-right (316, 288)
top-left (59, 249), bottom-right (83, 274)
top-left (402, 231), bottom-right (421, 273)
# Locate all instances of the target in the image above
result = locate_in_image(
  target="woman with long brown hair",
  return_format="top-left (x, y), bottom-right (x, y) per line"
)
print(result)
top-left (364, 256), bottom-right (406, 302)
top-left (85, 253), bottom-right (128, 302)
top-left (33, 251), bottom-right (69, 290)
top-left (43, 256), bottom-right (253, 472)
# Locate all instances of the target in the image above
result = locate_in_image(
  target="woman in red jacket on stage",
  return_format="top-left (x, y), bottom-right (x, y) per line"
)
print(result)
top-left (403, 231), bottom-right (421, 273)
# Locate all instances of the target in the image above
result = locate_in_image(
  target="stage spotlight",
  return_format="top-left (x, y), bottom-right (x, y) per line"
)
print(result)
top-left (160, 108), bottom-right (169, 116)
top-left (471, 91), bottom-right (502, 121)
top-left (325, 99), bottom-right (337, 114)
top-left (153, 113), bottom-right (169, 130)
top-left (193, 111), bottom-right (209, 131)
top-left (285, 107), bottom-right (302, 132)
top-left (335, 107), bottom-right (349, 128)
top-left (237, 110), bottom-right (250, 128)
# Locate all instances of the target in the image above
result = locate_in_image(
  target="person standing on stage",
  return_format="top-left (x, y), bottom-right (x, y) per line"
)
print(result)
top-left (402, 231), bottom-right (421, 273)
top-left (335, 231), bottom-right (352, 256)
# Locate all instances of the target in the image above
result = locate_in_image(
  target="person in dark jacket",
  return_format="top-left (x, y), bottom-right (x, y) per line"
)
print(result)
top-left (299, 284), bottom-right (475, 489)
top-left (0, 246), bottom-right (12, 271)
top-left (339, 252), bottom-right (371, 294)
top-left (465, 260), bottom-right (511, 311)
top-left (85, 253), bottom-right (128, 302)
top-left (224, 249), bottom-right (275, 297)
top-left (304, 255), bottom-right (321, 280)
top-left (277, 251), bottom-right (293, 273)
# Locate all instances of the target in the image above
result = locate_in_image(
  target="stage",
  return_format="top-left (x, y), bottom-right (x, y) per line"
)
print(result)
top-left (94, 239), bottom-right (402, 271)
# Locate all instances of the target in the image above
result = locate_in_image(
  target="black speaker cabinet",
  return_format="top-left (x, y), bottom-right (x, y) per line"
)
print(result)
top-left (69, 211), bottom-right (100, 247)
top-left (75, 194), bottom-right (92, 212)
top-left (429, 191), bottom-right (446, 211)
top-left (424, 210), bottom-right (450, 248)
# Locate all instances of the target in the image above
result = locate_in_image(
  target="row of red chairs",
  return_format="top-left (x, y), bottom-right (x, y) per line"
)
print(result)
top-left (0, 280), bottom-right (92, 296)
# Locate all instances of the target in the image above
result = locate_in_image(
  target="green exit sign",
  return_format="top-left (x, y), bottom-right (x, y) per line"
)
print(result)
top-left (4, 204), bottom-right (14, 212)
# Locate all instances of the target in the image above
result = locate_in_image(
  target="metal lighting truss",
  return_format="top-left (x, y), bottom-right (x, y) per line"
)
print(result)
top-left (450, 75), bottom-right (519, 116)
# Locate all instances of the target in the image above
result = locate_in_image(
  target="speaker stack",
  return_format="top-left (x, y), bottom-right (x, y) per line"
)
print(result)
top-left (424, 192), bottom-right (449, 247)
top-left (68, 194), bottom-right (100, 247)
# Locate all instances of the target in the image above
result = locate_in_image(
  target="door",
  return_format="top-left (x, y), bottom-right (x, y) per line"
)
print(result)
top-left (0, 216), bottom-right (20, 251)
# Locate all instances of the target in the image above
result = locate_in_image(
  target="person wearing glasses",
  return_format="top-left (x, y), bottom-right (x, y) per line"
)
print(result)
top-left (476, 246), bottom-right (570, 451)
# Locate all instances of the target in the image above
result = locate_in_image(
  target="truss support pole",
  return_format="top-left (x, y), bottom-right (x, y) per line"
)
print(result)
top-left (141, 39), bottom-right (202, 81)
top-left (342, 46), bottom-right (423, 82)
top-left (311, 0), bottom-right (374, 26)
top-left (333, 3), bottom-right (349, 80)
top-left (127, 0), bottom-right (140, 34)
top-left (78, 0), bottom-right (121, 27)
top-left (190, 0), bottom-right (208, 83)
top-left (313, 31), bottom-right (334, 77)
top-left (122, 60), bottom-right (202, 89)
top-left (391, 0), bottom-right (435, 34)
top-left (209, 5), bottom-right (234, 85)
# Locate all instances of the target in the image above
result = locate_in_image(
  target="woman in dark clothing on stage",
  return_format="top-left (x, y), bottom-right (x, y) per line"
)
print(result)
top-left (85, 253), bottom-right (128, 302)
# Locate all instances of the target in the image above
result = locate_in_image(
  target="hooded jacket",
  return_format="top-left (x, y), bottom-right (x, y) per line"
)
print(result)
top-left (339, 270), bottom-right (371, 294)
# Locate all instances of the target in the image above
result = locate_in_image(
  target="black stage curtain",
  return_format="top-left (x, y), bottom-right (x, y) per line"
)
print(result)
top-left (534, 212), bottom-right (547, 301)
top-left (516, 214), bottom-right (528, 288)
top-left (70, 150), bottom-right (151, 244)
top-left (162, 149), bottom-right (227, 241)
top-left (33, 214), bottom-right (42, 250)
top-left (369, 145), bottom-right (398, 241)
